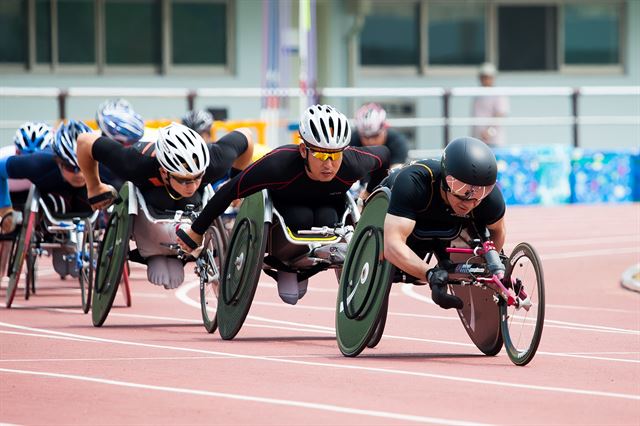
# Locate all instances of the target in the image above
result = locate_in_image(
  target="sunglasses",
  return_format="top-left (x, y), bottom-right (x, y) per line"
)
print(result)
top-left (170, 172), bottom-right (204, 186)
top-left (307, 148), bottom-right (342, 161)
top-left (446, 175), bottom-right (494, 202)
top-left (59, 162), bottom-right (81, 174)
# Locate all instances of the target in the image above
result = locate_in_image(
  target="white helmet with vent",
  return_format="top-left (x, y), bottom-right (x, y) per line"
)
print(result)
top-left (298, 104), bottom-right (351, 150)
top-left (355, 103), bottom-right (387, 137)
top-left (155, 122), bottom-right (210, 175)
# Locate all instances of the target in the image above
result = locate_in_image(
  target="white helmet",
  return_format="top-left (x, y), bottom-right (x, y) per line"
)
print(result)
top-left (355, 103), bottom-right (387, 137)
top-left (299, 104), bottom-right (351, 150)
top-left (14, 122), bottom-right (53, 154)
top-left (155, 122), bottom-right (210, 175)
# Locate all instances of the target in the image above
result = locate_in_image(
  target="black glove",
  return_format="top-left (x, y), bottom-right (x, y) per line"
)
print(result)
top-left (427, 267), bottom-right (463, 310)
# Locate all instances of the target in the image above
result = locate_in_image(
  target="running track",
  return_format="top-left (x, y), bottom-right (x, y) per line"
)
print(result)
top-left (1, 203), bottom-right (639, 425)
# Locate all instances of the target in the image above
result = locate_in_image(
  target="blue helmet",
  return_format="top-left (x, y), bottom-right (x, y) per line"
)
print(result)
top-left (14, 122), bottom-right (53, 154)
top-left (53, 120), bottom-right (92, 169)
top-left (96, 99), bottom-right (145, 144)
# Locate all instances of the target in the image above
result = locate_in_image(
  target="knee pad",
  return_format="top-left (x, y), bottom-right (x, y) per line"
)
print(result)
top-left (147, 256), bottom-right (169, 288)
top-left (277, 271), bottom-right (299, 305)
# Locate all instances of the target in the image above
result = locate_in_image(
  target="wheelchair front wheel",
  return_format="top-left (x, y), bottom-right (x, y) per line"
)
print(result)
top-left (78, 218), bottom-right (95, 314)
top-left (200, 224), bottom-right (226, 334)
top-left (501, 242), bottom-right (545, 366)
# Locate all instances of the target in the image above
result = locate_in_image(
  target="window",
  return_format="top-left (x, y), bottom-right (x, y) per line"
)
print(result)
top-left (0, 0), bottom-right (26, 63)
top-left (105, 0), bottom-right (161, 65)
top-left (0, 0), bottom-right (231, 73)
top-left (360, 1), bottom-right (419, 66)
top-left (428, 2), bottom-right (485, 66)
top-left (58, 0), bottom-right (95, 64)
top-left (564, 4), bottom-right (620, 65)
top-left (498, 5), bottom-right (558, 71)
top-left (36, 0), bottom-right (52, 64)
top-left (172, 0), bottom-right (227, 65)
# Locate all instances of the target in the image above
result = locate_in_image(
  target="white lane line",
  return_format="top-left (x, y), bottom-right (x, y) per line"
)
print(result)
top-left (0, 330), bottom-right (92, 343)
top-left (1, 322), bottom-right (638, 401)
top-left (0, 354), bottom-right (327, 363)
top-left (0, 367), bottom-right (489, 426)
top-left (514, 235), bottom-right (640, 248)
top-left (540, 246), bottom-right (638, 260)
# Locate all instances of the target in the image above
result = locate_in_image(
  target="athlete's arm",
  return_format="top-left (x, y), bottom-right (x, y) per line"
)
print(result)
top-left (77, 133), bottom-right (118, 209)
top-left (383, 214), bottom-right (429, 280)
top-left (486, 216), bottom-right (506, 252)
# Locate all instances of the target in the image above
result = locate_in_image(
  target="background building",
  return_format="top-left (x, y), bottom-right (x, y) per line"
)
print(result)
top-left (1, 0), bottom-right (638, 152)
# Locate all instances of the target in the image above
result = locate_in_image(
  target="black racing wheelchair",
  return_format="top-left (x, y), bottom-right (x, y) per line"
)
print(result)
top-left (335, 187), bottom-right (545, 366)
top-left (214, 189), bottom-right (360, 340)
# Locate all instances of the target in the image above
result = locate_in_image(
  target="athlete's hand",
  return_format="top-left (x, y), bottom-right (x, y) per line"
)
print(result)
top-left (427, 267), bottom-right (463, 310)
top-left (87, 183), bottom-right (118, 211)
top-left (176, 225), bottom-right (203, 253)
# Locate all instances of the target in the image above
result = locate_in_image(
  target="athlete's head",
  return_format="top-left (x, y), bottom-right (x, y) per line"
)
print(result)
top-left (156, 122), bottom-right (210, 198)
top-left (96, 98), bottom-right (145, 145)
top-left (53, 120), bottom-right (92, 187)
top-left (181, 110), bottom-right (214, 141)
top-left (355, 103), bottom-right (387, 146)
top-left (298, 104), bottom-right (351, 182)
top-left (14, 122), bottom-right (53, 154)
top-left (441, 137), bottom-right (497, 215)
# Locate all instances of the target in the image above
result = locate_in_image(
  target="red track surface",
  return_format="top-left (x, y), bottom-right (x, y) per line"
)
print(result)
top-left (1, 203), bottom-right (639, 425)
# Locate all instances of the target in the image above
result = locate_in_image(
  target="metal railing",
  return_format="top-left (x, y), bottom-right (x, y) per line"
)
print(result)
top-left (1, 85), bottom-right (638, 148)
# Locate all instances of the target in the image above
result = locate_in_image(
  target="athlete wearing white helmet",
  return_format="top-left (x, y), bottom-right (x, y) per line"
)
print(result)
top-left (350, 103), bottom-right (408, 169)
top-left (176, 104), bottom-right (390, 305)
top-left (76, 120), bottom-right (254, 290)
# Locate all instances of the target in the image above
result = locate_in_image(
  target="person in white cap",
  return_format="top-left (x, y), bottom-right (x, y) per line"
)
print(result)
top-left (471, 62), bottom-right (510, 147)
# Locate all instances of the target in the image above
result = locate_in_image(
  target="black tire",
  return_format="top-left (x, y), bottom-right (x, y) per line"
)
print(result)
top-left (92, 202), bottom-right (132, 327)
top-left (24, 236), bottom-right (37, 300)
top-left (501, 242), bottom-right (545, 366)
top-left (200, 223), bottom-right (226, 334)
top-left (78, 218), bottom-right (94, 314)
top-left (366, 287), bottom-right (390, 349)
top-left (6, 204), bottom-right (37, 308)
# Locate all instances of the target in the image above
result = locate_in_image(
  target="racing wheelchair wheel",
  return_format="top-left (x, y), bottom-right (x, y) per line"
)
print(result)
top-left (217, 191), bottom-right (268, 340)
top-left (501, 242), bottom-right (545, 366)
top-left (199, 220), bottom-right (228, 334)
top-left (78, 218), bottom-right (95, 314)
top-left (91, 185), bottom-right (133, 327)
top-left (6, 186), bottom-right (38, 308)
top-left (336, 188), bottom-right (394, 357)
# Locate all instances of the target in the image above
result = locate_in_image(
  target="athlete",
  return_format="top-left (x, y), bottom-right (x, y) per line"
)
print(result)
top-left (96, 98), bottom-right (145, 146)
top-left (182, 109), bottom-right (214, 143)
top-left (383, 136), bottom-right (506, 310)
top-left (351, 103), bottom-right (408, 169)
top-left (176, 104), bottom-right (390, 305)
top-left (0, 120), bottom-right (99, 278)
top-left (77, 122), bottom-right (254, 289)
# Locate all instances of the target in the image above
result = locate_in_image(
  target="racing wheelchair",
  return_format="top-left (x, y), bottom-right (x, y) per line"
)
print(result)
top-left (3, 185), bottom-right (106, 313)
top-left (214, 189), bottom-right (360, 340)
top-left (335, 187), bottom-right (545, 366)
top-left (91, 182), bottom-right (227, 329)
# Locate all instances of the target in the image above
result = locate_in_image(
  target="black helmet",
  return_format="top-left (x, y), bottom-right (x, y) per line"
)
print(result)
top-left (441, 137), bottom-right (497, 199)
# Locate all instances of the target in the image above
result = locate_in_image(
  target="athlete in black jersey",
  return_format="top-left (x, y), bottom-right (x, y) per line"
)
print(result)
top-left (383, 137), bottom-right (506, 310)
top-left (77, 122), bottom-right (254, 290)
top-left (177, 105), bottom-right (390, 305)
top-left (351, 103), bottom-right (408, 169)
